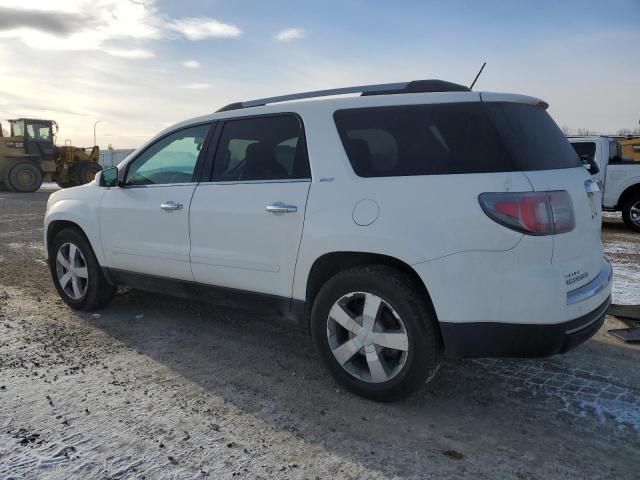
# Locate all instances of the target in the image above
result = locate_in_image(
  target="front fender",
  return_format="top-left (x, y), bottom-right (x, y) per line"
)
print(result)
top-left (44, 194), bottom-right (105, 264)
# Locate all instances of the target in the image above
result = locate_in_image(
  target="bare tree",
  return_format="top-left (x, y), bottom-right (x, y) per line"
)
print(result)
top-left (616, 128), bottom-right (640, 136)
top-left (576, 128), bottom-right (596, 136)
top-left (561, 125), bottom-right (573, 135)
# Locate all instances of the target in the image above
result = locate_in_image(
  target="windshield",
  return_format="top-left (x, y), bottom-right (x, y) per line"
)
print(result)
top-left (26, 123), bottom-right (52, 142)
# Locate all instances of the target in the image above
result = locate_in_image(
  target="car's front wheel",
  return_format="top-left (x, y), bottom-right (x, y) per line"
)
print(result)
top-left (311, 265), bottom-right (443, 401)
top-left (49, 228), bottom-right (116, 310)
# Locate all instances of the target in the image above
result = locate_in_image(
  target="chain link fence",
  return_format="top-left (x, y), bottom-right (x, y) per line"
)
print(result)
top-left (99, 149), bottom-right (136, 168)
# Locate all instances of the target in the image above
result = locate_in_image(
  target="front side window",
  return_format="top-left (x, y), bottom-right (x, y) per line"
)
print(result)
top-left (125, 124), bottom-right (210, 186)
top-left (212, 115), bottom-right (310, 181)
top-left (26, 124), bottom-right (52, 142)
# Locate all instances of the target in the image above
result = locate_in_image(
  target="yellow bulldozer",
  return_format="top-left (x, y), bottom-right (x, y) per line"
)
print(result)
top-left (0, 118), bottom-right (102, 192)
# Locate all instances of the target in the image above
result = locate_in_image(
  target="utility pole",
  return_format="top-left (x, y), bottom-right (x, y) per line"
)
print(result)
top-left (93, 120), bottom-right (103, 147)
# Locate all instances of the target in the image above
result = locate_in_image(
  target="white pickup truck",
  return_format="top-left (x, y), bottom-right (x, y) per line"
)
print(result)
top-left (569, 136), bottom-right (640, 232)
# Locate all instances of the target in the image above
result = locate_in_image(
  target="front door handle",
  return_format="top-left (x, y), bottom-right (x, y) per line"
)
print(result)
top-left (160, 201), bottom-right (183, 211)
top-left (266, 203), bottom-right (298, 214)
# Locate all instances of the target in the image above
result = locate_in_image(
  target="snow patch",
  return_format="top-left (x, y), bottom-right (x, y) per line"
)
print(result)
top-left (39, 182), bottom-right (61, 191)
top-left (609, 261), bottom-right (640, 305)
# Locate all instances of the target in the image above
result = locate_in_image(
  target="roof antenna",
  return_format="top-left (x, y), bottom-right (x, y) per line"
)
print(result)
top-left (469, 62), bottom-right (486, 90)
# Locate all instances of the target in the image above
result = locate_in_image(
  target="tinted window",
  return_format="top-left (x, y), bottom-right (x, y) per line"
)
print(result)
top-left (485, 103), bottom-right (581, 171)
top-left (571, 142), bottom-right (596, 165)
top-left (334, 103), bottom-right (515, 177)
top-left (126, 124), bottom-right (209, 185)
top-left (335, 102), bottom-right (581, 177)
top-left (609, 140), bottom-right (622, 162)
top-left (212, 115), bottom-right (310, 181)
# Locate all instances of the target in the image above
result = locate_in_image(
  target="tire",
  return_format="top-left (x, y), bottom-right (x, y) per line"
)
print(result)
top-left (621, 193), bottom-right (640, 233)
top-left (310, 265), bottom-right (443, 401)
top-left (6, 161), bottom-right (43, 193)
top-left (49, 228), bottom-right (116, 310)
top-left (73, 161), bottom-right (102, 186)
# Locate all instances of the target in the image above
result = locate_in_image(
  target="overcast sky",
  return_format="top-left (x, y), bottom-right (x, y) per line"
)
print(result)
top-left (0, 0), bottom-right (639, 148)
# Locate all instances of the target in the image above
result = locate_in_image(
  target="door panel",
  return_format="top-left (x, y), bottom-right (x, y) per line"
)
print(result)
top-left (100, 185), bottom-right (196, 280)
top-left (189, 181), bottom-right (310, 297)
top-left (99, 123), bottom-right (211, 281)
top-left (190, 114), bottom-right (312, 298)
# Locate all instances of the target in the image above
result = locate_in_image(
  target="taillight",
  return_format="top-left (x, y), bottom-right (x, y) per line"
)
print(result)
top-left (479, 191), bottom-right (575, 235)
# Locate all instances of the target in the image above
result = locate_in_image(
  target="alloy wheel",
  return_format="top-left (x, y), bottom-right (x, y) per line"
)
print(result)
top-left (55, 242), bottom-right (89, 300)
top-left (326, 291), bottom-right (409, 383)
top-left (631, 201), bottom-right (640, 227)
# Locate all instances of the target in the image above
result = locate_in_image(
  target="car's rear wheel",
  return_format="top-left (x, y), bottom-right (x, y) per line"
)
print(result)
top-left (49, 228), bottom-right (116, 310)
top-left (622, 193), bottom-right (640, 233)
top-left (311, 265), bottom-right (442, 401)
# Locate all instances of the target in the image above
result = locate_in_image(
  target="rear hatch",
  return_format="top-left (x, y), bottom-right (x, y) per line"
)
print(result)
top-left (482, 97), bottom-right (604, 291)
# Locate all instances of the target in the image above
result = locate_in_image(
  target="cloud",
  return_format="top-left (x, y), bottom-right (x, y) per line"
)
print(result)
top-left (105, 48), bottom-right (155, 59)
top-left (0, 6), bottom-right (85, 35)
top-left (275, 28), bottom-right (305, 42)
top-left (182, 60), bottom-right (200, 68)
top-left (0, 1), bottom-right (241, 58)
top-left (168, 18), bottom-right (242, 40)
top-left (180, 83), bottom-right (212, 89)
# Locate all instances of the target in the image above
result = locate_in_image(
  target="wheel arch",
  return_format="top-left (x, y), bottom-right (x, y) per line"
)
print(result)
top-left (47, 220), bottom-right (89, 253)
top-left (617, 183), bottom-right (640, 209)
top-left (45, 214), bottom-right (105, 266)
top-left (304, 251), bottom-right (440, 322)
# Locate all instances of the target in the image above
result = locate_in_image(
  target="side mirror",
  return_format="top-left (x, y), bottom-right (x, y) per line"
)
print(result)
top-left (586, 159), bottom-right (600, 175)
top-left (99, 166), bottom-right (119, 187)
top-left (579, 154), bottom-right (599, 175)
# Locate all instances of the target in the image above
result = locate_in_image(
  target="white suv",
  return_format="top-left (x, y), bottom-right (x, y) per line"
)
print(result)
top-left (45, 79), bottom-right (612, 401)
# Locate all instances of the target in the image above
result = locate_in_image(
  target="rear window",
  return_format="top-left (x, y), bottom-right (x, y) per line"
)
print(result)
top-left (334, 102), bottom-right (581, 177)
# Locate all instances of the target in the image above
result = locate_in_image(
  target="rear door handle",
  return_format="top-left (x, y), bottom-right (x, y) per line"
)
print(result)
top-left (160, 201), bottom-right (183, 211)
top-left (266, 203), bottom-right (298, 214)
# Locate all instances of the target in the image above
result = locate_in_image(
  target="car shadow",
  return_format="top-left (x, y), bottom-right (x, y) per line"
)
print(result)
top-left (602, 217), bottom-right (629, 232)
top-left (80, 289), bottom-right (640, 478)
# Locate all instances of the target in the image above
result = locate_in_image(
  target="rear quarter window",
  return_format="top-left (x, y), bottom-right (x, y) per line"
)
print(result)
top-left (334, 103), bottom-right (515, 177)
top-left (334, 102), bottom-right (582, 177)
top-left (484, 102), bottom-right (582, 171)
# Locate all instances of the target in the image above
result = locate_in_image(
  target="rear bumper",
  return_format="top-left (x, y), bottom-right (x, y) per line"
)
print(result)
top-left (440, 295), bottom-right (611, 358)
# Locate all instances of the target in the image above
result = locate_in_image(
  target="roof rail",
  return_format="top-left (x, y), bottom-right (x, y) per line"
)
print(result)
top-left (216, 79), bottom-right (470, 112)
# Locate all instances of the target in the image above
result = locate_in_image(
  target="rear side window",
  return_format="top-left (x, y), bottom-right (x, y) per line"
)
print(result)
top-left (334, 103), bottom-right (514, 177)
top-left (609, 140), bottom-right (622, 162)
top-left (212, 115), bottom-right (310, 181)
top-left (334, 102), bottom-right (582, 177)
top-left (571, 142), bottom-right (596, 164)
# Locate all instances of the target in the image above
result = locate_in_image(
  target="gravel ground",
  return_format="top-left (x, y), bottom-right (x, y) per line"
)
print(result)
top-left (0, 191), bottom-right (639, 479)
